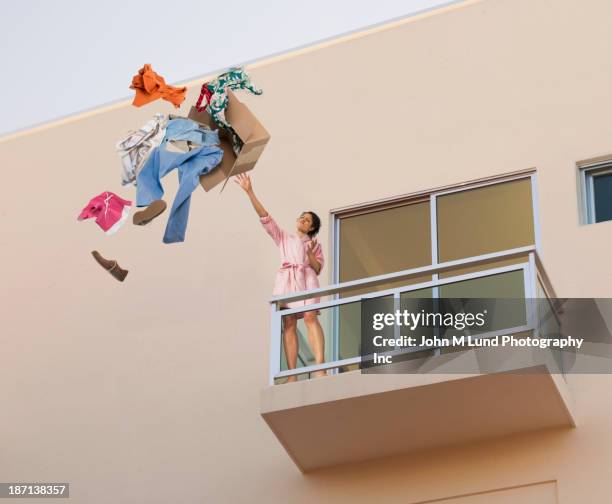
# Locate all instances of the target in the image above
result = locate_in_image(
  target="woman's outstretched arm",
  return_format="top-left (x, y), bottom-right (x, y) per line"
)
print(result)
top-left (234, 173), bottom-right (268, 217)
top-left (235, 173), bottom-right (283, 245)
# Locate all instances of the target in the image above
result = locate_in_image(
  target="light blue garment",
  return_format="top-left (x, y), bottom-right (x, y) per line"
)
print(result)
top-left (162, 118), bottom-right (219, 147)
top-left (136, 144), bottom-right (223, 243)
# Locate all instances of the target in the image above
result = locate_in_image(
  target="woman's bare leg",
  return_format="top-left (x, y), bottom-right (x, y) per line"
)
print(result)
top-left (283, 315), bottom-right (298, 383)
top-left (303, 311), bottom-right (326, 378)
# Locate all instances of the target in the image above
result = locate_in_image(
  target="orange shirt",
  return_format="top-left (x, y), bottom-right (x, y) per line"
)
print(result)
top-left (130, 64), bottom-right (186, 108)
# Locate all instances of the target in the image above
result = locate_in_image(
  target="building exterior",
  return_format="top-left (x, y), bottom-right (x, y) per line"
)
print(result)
top-left (2, 0), bottom-right (612, 502)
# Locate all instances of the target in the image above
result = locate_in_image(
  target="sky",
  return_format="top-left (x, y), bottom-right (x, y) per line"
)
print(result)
top-left (0, 0), bottom-right (456, 136)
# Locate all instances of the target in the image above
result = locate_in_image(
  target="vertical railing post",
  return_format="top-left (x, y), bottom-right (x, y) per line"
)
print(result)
top-left (332, 217), bottom-right (341, 371)
top-left (331, 304), bottom-right (339, 375)
top-left (526, 253), bottom-right (539, 338)
top-left (269, 302), bottom-right (282, 386)
top-left (393, 291), bottom-right (401, 351)
top-left (431, 194), bottom-right (442, 356)
top-left (432, 274), bottom-right (441, 356)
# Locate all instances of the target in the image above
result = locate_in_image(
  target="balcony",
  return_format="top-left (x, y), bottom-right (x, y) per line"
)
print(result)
top-left (260, 246), bottom-right (576, 472)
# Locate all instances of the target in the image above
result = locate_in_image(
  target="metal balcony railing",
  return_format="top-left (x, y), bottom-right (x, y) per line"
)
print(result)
top-left (268, 246), bottom-right (560, 385)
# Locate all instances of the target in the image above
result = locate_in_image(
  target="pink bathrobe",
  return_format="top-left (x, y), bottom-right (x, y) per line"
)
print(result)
top-left (260, 215), bottom-right (324, 312)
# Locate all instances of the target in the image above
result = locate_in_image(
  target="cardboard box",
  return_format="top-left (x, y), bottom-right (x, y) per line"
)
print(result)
top-left (187, 89), bottom-right (270, 192)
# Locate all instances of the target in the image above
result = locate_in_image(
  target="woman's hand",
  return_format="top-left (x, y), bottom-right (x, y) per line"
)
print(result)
top-left (234, 173), bottom-right (253, 193)
top-left (306, 239), bottom-right (321, 274)
top-left (235, 173), bottom-right (268, 218)
top-left (306, 239), bottom-right (318, 256)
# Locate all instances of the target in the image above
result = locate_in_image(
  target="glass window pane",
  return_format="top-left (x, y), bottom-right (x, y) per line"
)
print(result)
top-left (439, 269), bottom-right (525, 299)
top-left (340, 289), bottom-right (436, 371)
top-left (594, 172), bottom-right (612, 223)
top-left (439, 270), bottom-right (527, 338)
top-left (437, 179), bottom-right (535, 262)
top-left (279, 295), bottom-right (395, 375)
top-left (280, 307), bottom-right (335, 374)
top-left (399, 288), bottom-right (437, 359)
top-left (337, 300), bottom-right (363, 363)
top-left (337, 277), bottom-right (432, 364)
top-left (339, 201), bottom-right (431, 282)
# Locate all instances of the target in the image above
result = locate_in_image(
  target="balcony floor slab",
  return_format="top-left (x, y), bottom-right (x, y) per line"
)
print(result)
top-left (261, 355), bottom-right (575, 472)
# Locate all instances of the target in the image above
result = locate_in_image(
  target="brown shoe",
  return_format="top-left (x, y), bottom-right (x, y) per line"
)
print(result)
top-left (91, 250), bottom-right (128, 282)
top-left (132, 199), bottom-right (167, 226)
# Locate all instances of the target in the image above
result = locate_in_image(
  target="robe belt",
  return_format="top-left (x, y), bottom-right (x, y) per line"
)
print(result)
top-left (280, 262), bottom-right (306, 293)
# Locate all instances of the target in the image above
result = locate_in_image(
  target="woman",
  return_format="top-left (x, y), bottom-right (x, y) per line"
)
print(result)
top-left (234, 173), bottom-right (326, 381)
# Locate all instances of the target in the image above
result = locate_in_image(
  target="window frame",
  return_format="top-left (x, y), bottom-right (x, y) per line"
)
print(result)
top-left (331, 171), bottom-right (541, 283)
top-left (579, 161), bottom-right (612, 224)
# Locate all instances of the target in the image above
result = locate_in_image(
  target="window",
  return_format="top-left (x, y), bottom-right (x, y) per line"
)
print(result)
top-left (334, 174), bottom-right (537, 281)
top-left (580, 162), bottom-right (612, 224)
top-left (338, 200), bottom-right (432, 283)
top-left (328, 174), bottom-right (537, 368)
top-left (436, 178), bottom-right (535, 262)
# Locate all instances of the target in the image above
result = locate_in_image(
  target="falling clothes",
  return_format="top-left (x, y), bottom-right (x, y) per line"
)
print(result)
top-left (130, 64), bottom-right (186, 108)
top-left (195, 67), bottom-right (262, 154)
top-left (162, 117), bottom-right (219, 148)
top-left (78, 192), bottom-right (132, 235)
top-left (91, 250), bottom-right (129, 282)
top-left (117, 113), bottom-right (167, 186)
top-left (132, 199), bottom-right (167, 226)
top-left (136, 145), bottom-right (223, 243)
top-left (260, 215), bottom-right (324, 314)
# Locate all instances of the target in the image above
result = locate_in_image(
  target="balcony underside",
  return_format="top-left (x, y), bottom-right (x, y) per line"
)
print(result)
top-left (261, 349), bottom-right (575, 472)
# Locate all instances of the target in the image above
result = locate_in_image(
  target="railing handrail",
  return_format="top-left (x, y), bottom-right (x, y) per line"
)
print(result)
top-left (269, 245), bottom-right (538, 305)
top-left (268, 247), bottom-right (561, 384)
top-left (275, 261), bottom-right (528, 317)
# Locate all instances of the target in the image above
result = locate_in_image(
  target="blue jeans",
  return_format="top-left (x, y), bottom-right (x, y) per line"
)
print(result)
top-left (136, 145), bottom-right (223, 243)
top-left (162, 118), bottom-right (219, 146)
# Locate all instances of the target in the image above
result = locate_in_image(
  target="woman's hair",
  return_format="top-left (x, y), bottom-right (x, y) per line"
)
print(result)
top-left (303, 211), bottom-right (321, 238)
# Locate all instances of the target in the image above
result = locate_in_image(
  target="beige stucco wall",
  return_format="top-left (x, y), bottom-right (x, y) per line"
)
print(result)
top-left (2, 0), bottom-right (612, 502)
